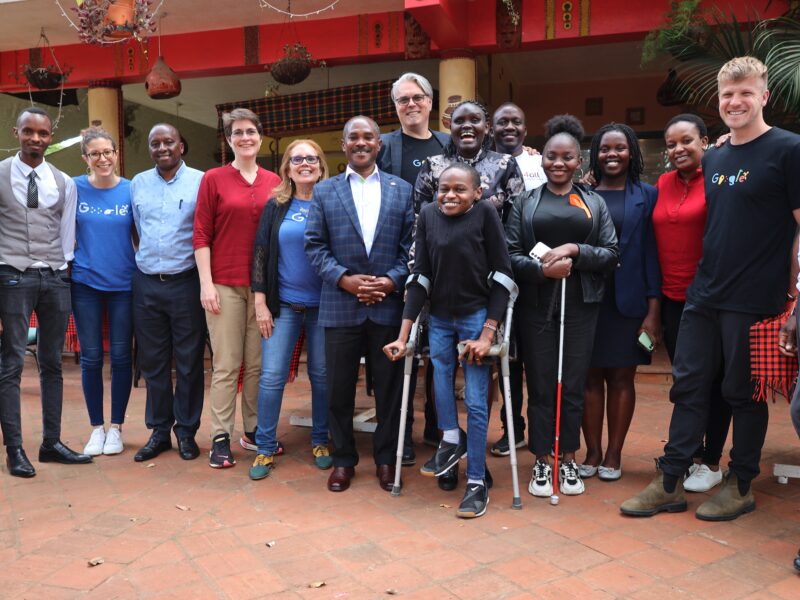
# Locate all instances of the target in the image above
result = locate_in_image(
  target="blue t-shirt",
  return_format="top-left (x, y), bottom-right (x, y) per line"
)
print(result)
top-left (277, 198), bottom-right (322, 306)
top-left (72, 175), bottom-right (137, 291)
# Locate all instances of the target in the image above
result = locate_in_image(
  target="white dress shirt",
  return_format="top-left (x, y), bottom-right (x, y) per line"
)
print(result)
top-left (346, 164), bottom-right (381, 256)
top-left (8, 153), bottom-right (77, 268)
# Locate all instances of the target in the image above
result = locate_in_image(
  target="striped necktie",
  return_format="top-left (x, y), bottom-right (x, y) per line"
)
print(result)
top-left (26, 171), bottom-right (38, 209)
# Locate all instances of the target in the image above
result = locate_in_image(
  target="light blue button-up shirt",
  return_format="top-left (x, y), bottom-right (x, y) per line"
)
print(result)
top-left (130, 161), bottom-right (204, 275)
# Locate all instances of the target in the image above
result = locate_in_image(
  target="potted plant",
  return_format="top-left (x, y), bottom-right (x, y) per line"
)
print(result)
top-left (71, 0), bottom-right (157, 45)
top-left (23, 65), bottom-right (71, 89)
top-left (268, 43), bottom-right (325, 85)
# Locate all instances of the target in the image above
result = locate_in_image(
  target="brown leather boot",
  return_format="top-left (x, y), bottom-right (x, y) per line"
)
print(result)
top-left (620, 461), bottom-right (687, 517)
top-left (695, 470), bottom-right (755, 521)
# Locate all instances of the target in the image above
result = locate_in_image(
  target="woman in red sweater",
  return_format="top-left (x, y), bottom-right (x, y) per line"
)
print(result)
top-left (193, 108), bottom-right (281, 469)
top-left (654, 113), bottom-right (729, 493)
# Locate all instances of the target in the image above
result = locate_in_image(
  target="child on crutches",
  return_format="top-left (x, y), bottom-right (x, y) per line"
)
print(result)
top-left (384, 163), bottom-right (513, 518)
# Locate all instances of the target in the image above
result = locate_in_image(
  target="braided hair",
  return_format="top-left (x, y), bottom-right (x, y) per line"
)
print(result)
top-left (443, 100), bottom-right (493, 158)
top-left (589, 122), bottom-right (644, 185)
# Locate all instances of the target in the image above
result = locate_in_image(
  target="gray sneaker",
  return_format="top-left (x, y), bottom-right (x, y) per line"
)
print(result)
top-left (456, 481), bottom-right (489, 518)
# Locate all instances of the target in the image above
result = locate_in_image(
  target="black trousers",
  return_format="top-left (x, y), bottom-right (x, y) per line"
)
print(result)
top-left (326, 320), bottom-right (403, 467)
top-left (662, 297), bottom-right (731, 465)
top-left (519, 281), bottom-right (599, 457)
top-left (132, 269), bottom-right (206, 440)
top-left (498, 322), bottom-right (526, 436)
top-left (0, 267), bottom-right (71, 446)
top-left (660, 303), bottom-right (768, 482)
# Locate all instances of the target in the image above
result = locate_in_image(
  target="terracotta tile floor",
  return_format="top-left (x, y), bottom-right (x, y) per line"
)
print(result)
top-left (2, 355), bottom-right (800, 599)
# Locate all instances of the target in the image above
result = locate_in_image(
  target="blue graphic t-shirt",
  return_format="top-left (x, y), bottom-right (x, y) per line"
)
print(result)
top-left (277, 197), bottom-right (322, 306)
top-left (72, 175), bottom-right (137, 291)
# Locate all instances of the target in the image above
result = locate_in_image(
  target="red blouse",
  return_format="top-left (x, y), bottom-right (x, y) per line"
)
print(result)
top-left (653, 168), bottom-right (706, 301)
top-left (193, 163), bottom-right (280, 287)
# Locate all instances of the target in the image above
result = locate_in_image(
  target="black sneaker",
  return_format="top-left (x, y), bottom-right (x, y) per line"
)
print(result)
top-left (489, 431), bottom-right (525, 457)
top-left (438, 464), bottom-right (459, 491)
top-left (456, 481), bottom-right (489, 518)
top-left (209, 433), bottom-right (236, 468)
top-left (420, 429), bottom-right (467, 477)
top-left (402, 437), bottom-right (416, 466)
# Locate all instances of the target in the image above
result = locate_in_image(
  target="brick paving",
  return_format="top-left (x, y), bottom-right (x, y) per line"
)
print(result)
top-left (1, 354), bottom-right (800, 599)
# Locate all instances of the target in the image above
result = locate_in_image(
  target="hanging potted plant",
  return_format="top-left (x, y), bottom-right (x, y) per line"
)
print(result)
top-left (19, 30), bottom-right (72, 90)
top-left (70, 0), bottom-right (158, 45)
top-left (267, 43), bottom-right (325, 85)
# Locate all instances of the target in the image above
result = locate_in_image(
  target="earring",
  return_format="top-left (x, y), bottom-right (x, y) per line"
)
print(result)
top-left (86, 166), bottom-right (92, 175)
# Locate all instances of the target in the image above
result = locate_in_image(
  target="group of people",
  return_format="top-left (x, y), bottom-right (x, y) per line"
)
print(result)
top-left (1, 56), bottom-right (799, 529)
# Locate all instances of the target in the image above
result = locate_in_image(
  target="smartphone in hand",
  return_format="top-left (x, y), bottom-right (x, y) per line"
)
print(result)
top-left (637, 330), bottom-right (655, 353)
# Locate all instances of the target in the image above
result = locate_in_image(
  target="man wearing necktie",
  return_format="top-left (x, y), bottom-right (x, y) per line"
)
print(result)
top-left (0, 107), bottom-right (91, 478)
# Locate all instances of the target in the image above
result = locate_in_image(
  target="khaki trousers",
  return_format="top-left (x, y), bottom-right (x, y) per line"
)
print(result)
top-left (206, 284), bottom-right (261, 440)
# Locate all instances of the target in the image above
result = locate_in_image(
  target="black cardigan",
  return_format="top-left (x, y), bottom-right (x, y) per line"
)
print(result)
top-left (251, 198), bottom-right (291, 318)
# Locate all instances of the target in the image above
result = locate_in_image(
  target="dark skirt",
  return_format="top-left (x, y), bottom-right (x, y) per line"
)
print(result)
top-left (590, 277), bottom-right (651, 369)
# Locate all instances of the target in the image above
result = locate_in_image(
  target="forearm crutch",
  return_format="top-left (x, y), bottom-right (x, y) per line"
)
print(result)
top-left (392, 274), bottom-right (430, 496)
top-left (550, 278), bottom-right (567, 507)
top-left (457, 271), bottom-right (521, 508)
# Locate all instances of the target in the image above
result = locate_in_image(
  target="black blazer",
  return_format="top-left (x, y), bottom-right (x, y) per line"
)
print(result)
top-left (505, 184), bottom-right (619, 306)
top-left (251, 198), bottom-right (291, 318)
top-left (377, 128), bottom-right (449, 177)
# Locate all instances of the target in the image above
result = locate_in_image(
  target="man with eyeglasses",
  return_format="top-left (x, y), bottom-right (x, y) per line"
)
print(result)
top-left (378, 73), bottom-right (449, 465)
top-left (0, 107), bottom-right (91, 478)
top-left (130, 123), bottom-right (206, 463)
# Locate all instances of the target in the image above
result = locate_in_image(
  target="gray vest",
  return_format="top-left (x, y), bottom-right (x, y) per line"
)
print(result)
top-left (0, 157), bottom-right (67, 271)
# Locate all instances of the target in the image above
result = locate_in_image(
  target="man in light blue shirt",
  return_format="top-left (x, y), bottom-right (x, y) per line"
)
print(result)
top-left (130, 123), bottom-right (205, 463)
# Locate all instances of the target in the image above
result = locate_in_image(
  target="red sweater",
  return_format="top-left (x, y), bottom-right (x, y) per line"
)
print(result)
top-left (193, 164), bottom-right (280, 286)
top-left (653, 168), bottom-right (706, 301)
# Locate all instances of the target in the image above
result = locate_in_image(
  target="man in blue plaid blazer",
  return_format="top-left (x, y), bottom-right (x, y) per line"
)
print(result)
top-left (305, 116), bottom-right (414, 493)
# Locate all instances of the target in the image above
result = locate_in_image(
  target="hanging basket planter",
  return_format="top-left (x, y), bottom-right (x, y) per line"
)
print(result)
top-left (267, 43), bottom-right (325, 86)
top-left (70, 0), bottom-right (157, 45)
top-left (23, 66), bottom-right (68, 90)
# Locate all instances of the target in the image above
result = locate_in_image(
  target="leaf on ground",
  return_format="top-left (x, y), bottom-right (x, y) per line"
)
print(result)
top-left (308, 581), bottom-right (326, 588)
top-left (87, 557), bottom-right (104, 567)
top-left (438, 503), bottom-right (451, 508)
top-left (175, 504), bottom-right (190, 511)
top-left (265, 541), bottom-right (276, 548)
top-left (146, 463), bottom-right (156, 468)
top-left (385, 589), bottom-right (398, 595)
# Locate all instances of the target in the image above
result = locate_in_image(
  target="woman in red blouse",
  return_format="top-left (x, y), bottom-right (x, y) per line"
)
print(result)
top-left (654, 113), bottom-right (730, 493)
top-left (193, 108), bottom-right (281, 469)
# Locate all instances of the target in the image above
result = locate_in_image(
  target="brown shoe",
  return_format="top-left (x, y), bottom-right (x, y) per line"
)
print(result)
top-left (327, 466), bottom-right (355, 492)
top-left (695, 470), bottom-right (755, 521)
top-left (376, 464), bottom-right (398, 492)
top-left (620, 461), bottom-right (687, 517)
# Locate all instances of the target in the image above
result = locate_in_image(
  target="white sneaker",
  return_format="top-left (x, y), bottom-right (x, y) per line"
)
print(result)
top-left (685, 463), bottom-right (700, 479)
top-left (528, 459), bottom-right (553, 497)
top-left (560, 460), bottom-right (585, 495)
top-left (103, 427), bottom-right (124, 455)
top-left (683, 463), bottom-right (723, 492)
top-left (84, 427), bottom-right (105, 456)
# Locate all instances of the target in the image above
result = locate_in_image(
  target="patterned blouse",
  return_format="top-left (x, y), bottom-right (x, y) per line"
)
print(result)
top-left (412, 148), bottom-right (525, 223)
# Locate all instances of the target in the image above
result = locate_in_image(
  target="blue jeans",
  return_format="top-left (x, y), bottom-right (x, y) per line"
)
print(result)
top-left (256, 305), bottom-right (327, 455)
top-left (71, 282), bottom-right (133, 426)
top-left (428, 308), bottom-right (489, 481)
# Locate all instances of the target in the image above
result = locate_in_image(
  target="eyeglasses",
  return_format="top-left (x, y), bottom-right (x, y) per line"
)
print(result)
top-left (86, 149), bottom-right (116, 161)
top-left (289, 155), bottom-right (320, 165)
top-left (394, 94), bottom-right (428, 107)
top-left (230, 128), bottom-right (260, 138)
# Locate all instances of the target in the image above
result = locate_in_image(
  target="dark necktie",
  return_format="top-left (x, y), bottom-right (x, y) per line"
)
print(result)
top-left (27, 171), bottom-right (38, 209)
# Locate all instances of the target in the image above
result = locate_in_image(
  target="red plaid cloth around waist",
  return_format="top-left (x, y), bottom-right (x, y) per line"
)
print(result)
top-left (749, 305), bottom-right (798, 402)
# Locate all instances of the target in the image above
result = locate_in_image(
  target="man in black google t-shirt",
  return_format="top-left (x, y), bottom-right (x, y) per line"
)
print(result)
top-left (622, 56), bottom-right (800, 521)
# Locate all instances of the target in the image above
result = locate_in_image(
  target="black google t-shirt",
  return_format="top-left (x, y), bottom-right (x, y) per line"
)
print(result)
top-left (687, 127), bottom-right (800, 315)
top-left (400, 132), bottom-right (445, 186)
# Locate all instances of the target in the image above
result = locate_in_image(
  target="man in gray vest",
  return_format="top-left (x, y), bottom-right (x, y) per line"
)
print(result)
top-left (0, 107), bottom-right (92, 478)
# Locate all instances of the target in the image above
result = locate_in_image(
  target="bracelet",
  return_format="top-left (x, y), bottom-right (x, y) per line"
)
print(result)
top-left (483, 322), bottom-right (497, 332)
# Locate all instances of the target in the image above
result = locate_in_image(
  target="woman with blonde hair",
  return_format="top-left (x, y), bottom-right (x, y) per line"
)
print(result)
top-left (193, 108), bottom-right (281, 469)
top-left (73, 126), bottom-right (136, 456)
top-left (249, 139), bottom-right (331, 480)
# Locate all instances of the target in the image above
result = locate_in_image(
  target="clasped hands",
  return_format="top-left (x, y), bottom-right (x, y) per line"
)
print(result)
top-left (340, 274), bottom-right (395, 305)
top-left (540, 244), bottom-right (576, 279)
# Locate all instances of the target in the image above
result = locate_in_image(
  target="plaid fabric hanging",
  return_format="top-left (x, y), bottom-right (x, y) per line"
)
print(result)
top-left (749, 301), bottom-right (798, 402)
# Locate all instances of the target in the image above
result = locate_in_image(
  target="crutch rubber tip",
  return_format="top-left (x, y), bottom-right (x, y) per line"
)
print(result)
top-left (550, 495), bottom-right (559, 506)
top-left (512, 497), bottom-right (522, 510)
top-left (391, 485), bottom-right (402, 496)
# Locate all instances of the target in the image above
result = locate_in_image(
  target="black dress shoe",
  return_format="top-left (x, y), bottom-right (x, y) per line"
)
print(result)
top-left (177, 436), bottom-right (200, 460)
top-left (438, 463), bottom-right (459, 491)
top-left (134, 435), bottom-right (172, 462)
top-left (328, 466), bottom-right (355, 492)
top-left (39, 440), bottom-right (92, 464)
top-left (402, 437), bottom-right (416, 466)
top-left (376, 464), bottom-right (399, 491)
top-left (6, 446), bottom-right (35, 478)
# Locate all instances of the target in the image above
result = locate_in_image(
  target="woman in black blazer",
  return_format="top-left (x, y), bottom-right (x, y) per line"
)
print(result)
top-left (506, 115), bottom-right (619, 498)
top-left (581, 123), bottom-right (661, 483)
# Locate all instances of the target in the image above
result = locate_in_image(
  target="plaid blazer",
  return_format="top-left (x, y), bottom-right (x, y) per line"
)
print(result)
top-left (305, 170), bottom-right (414, 328)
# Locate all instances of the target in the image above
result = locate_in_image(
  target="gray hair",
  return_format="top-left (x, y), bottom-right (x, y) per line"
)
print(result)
top-left (390, 72), bottom-right (434, 102)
